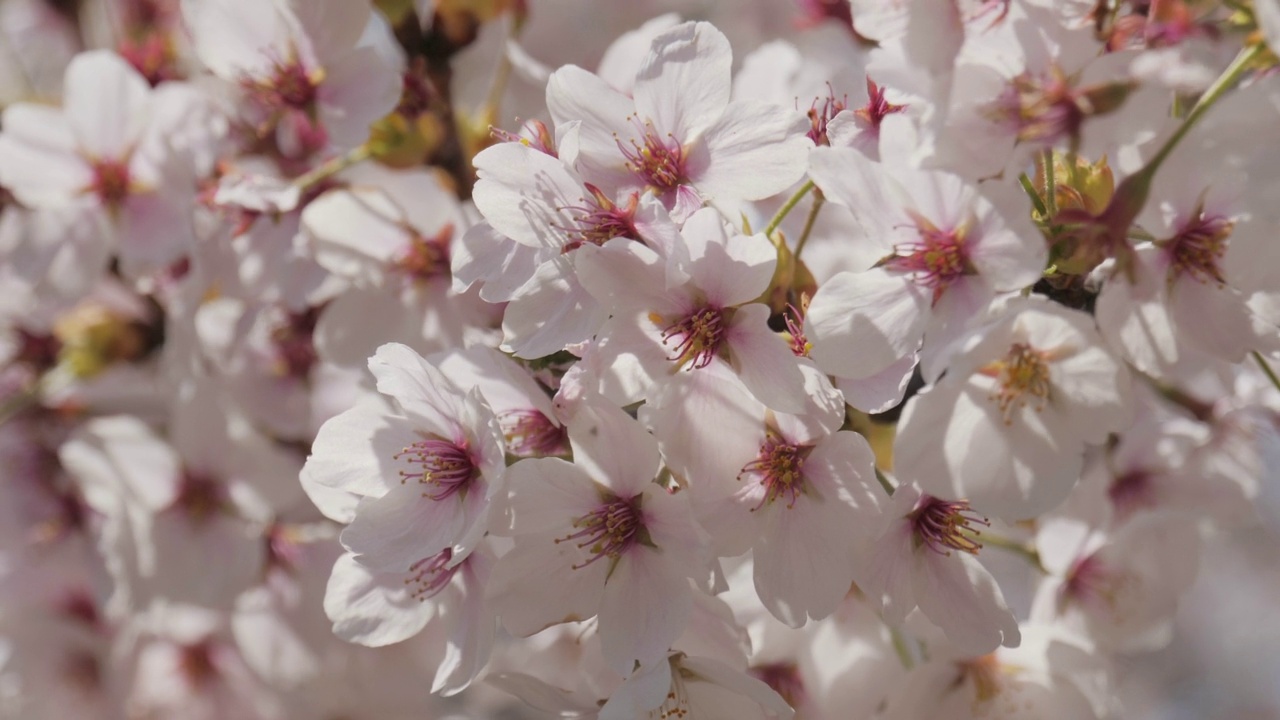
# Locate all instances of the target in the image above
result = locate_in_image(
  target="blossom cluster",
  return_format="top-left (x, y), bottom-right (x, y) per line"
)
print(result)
top-left (2, 0), bottom-right (1280, 718)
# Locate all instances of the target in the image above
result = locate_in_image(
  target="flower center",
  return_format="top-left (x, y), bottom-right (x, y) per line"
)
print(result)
top-left (266, 58), bottom-right (319, 109)
top-left (559, 185), bottom-right (640, 253)
top-left (981, 342), bottom-right (1052, 422)
top-left (883, 214), bottom-right (971, 305)
top-left (806, 86), bottom-right (848, 146)
top-left (750, 662), bottom-right (806, 708)
top-left (853, 76), bottom-right (907, 131)
top-left (178, 641), bottom-right (219, 688)
top-left (499, 409), bottom-right (569, 458)
top-left (492, 118), bottom-right (558, 157)
top-left (984, 65), bottom-right (1083, 143)
top-left (90, 159), bottom-right (132, 210)
top-left (394, 438), bottom-right (476, 500)
top-left (395, 224), bottom-right (453, 280)
top-left (958, 654), bottom-right (1004, 703)
top-left (405, 548), bottom-right (459, 602)
top-left (1061, 553), bottom-right (1120, 608)
top-left (269, 308), bottom-right (320, 379)
top-left (659, 306), bottom-right (727, 370)
top-left (784, 305), bottom-right (810, 357)
top-left (909, 495), bottom-right (988, 556)
top-left (557, 494), bottom-right (644, 570)
top-left (1166, 210), bottom-right (1232, 285)
top-left (739, 434), bottom-right (808, 510)
top-left (175, 471), bottom-right (225, 524)
top-left (1107, 469), bottom-right (1156, 518)
top-left (618, 118), bottom-right (687, 193)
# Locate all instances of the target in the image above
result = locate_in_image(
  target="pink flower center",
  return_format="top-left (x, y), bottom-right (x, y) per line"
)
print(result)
top-left (557, 494), bottom-right (645, 569)
top-left (178, 641), bottom-right (219, 688)
top-left (65, 652), bottom-right (104, 692)
top-left (559, 185), bottom-right (640, 253)
top-left (739, 434), bottom-right (808, 510)
top-left (853, 76), bottom-right (907, 131)
top-left (405, 548), bottom-right (460, 602)
top-left (499, 409), bottom-right (569, 458)
top-left (90, 159), bottom-right (132, 210)
top-left (395, 224), bottom-right (453, 280)
top-left (618, 118), bottom-right (687, 193)
top-left (660, 306), bottom-right (727, 369)
top-left (909, 495), bottom-right (988, 556)
top-left (883, 217), bottom-right (972, 305)
top-left (980, 342), bottom-right (1052, 422)
top-left (1061, 553), bottom-right (1119, 608)
top-left (175, 471), bottom-right (225, 524)
top-left (794, 0), bottom-right (854, 29)
top-left (395, 438), bottom-right (476, 500)
top-left (270, 308), bottom-right (320, 379)
top-left (492, 118), bottom-right (558, 157)
top-left (1166, 210), bottom-right (1232, 285)
top-left (266, 59), bottom-right (318, 110)
top-left (958, 654), bottom-right (1004, 703)
top-left (751, 662), bottom-right (807, 708)
top-left (1108, 469), bottom-right (1156, 518)
top-left (984, 65), bottom-right (1083, 144)
top-left (784, 305), bottom-right (810, 357)
top-left (805, 86), bottom-right (848, 146)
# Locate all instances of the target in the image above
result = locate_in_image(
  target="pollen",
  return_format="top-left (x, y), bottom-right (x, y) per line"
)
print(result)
top-left (89, 159), bottom-right (132, 211)
top-left (1166, 209), bottom-right (1232, 286)
top-left (739, 434), bottom-right (808, 510)
top-left (395, 438), bottom-right (476, 500)
top-left (404, 549), bottom-right (459, 602)
top-left (557, 494), bottom-right (644, 570)
top-left (557, 185), bottom-right (639, 253)
top-left (981, 342), bottom-right (1053, 422)
top-left (499, 409), bottom-right (569, 458)
top-left (883, 213), bottom-right (972, 305)
top-left (395, 223), bottom-right (453, 280)
top-left (617, 117), bottom-right (687, 193)
top-left (661, 306), bottom-right (727, 370)
top-left (909, 495), bottom-right (989, 556)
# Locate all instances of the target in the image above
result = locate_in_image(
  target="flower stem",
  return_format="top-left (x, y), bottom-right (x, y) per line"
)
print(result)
top-left (889, 625), bottom-right (916, 670)
top-left (792, 189), bottom-right (825, 259)
top-left (764, 180), bottom-right (815, 238)
top-left (970, 530), bottom-right (1047, 574)
top-left (1144, 43), bottom-right (1263, 177)
top-left (291, 143), bottom-right (373, 191)
top-left (1254, 351), bottom-right (1280, 394)
top-left (1019, 172), bottom-right (1050, 219)
top-left (481, 15), bottom-right (521, 125)
top-left (874, 468), bottom-right (896, 496)
top-left (1042, 149), bottom-right (1057, 218)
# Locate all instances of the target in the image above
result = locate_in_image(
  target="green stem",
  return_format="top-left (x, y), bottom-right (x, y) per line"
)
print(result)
top-left (764, 180), bottom-right (815, 238)
top-left (1019, 173), bottom-right (1050, 220)
top-left (889, 625), bottom-right (915, 670)
top-left (481, 15), bottom-right (520, 124)
top-left (1254, 351), bottom-right (1280, 394)
top-left (875, 468), bottom-right (896, 496)
top-left (291, 143), bottom-right (373, 191)
top-left (1145, 44), bottom-right (1262, 177)
top-left (1042, 149), bottom-right (1058, 218)
top-left (969, 530), bottom-right (1047, 574)
top-left (792, 190), bottom-right (825, 259)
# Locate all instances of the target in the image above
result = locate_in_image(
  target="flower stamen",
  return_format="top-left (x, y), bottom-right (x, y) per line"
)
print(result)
top-left (909, 495), bottom-right (989, 556)
top-left (395, 438), bottom-right (476, 500)
top-left (660, 306), bottom-right (727, 369)
top-left (557, 495), bottom-right (643, 569)
top-left (739, 433), bottom-right (808, 510)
